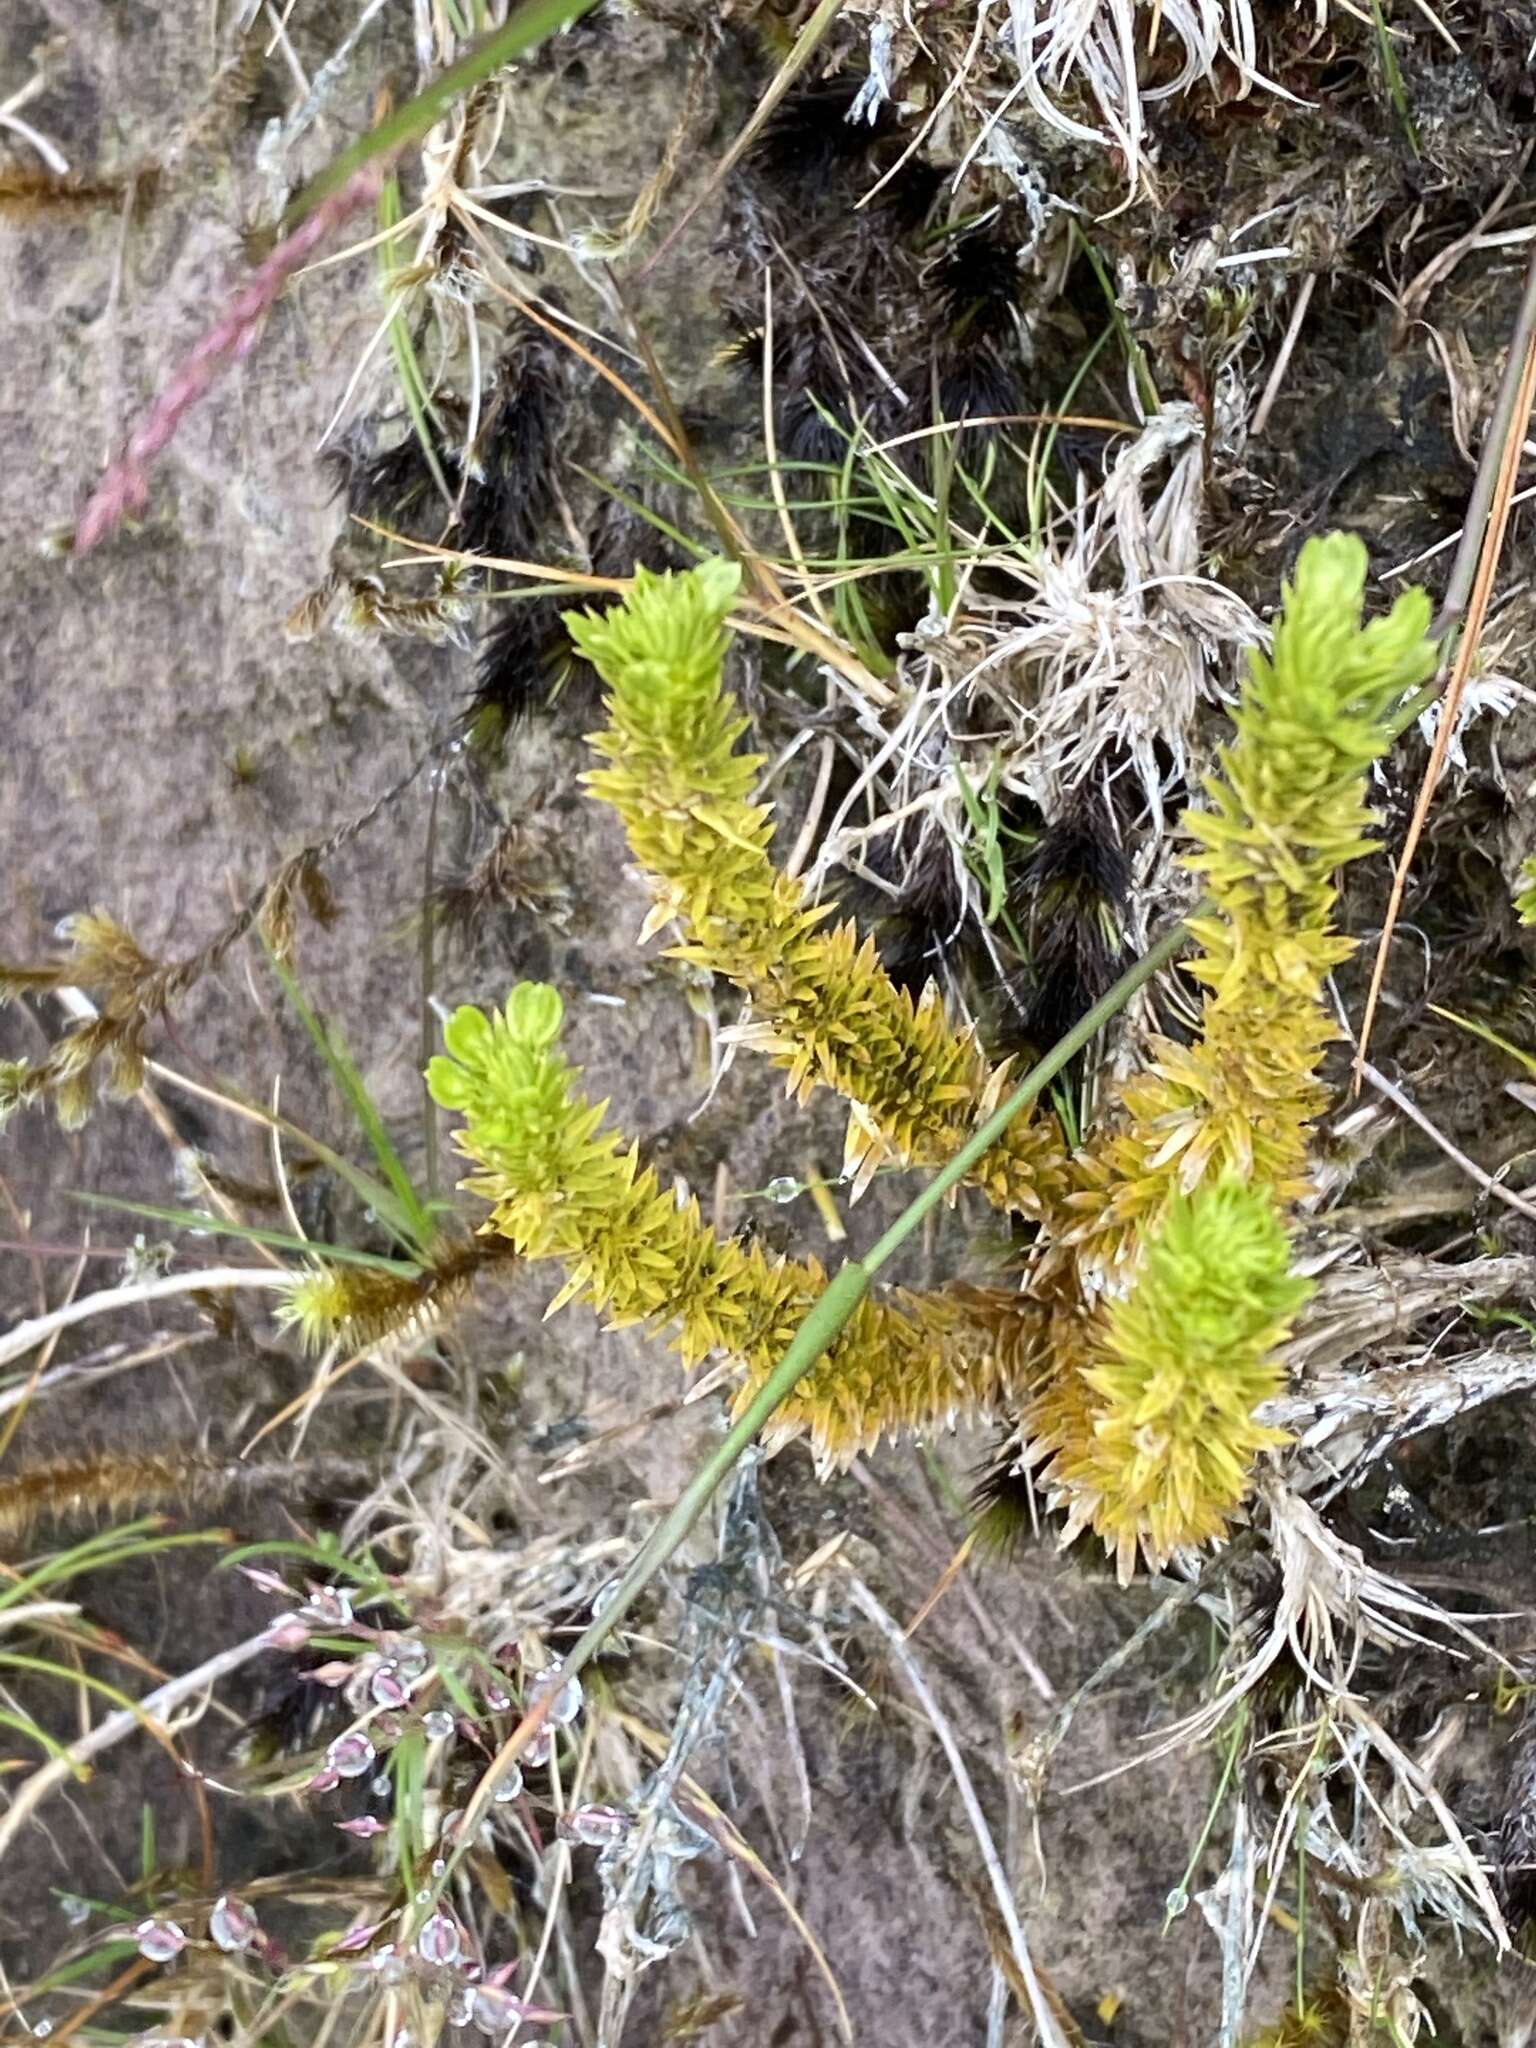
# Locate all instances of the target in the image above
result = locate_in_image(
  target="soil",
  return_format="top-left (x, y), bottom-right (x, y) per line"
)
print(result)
top-left (4, 3), bottom-right (1536, 2044)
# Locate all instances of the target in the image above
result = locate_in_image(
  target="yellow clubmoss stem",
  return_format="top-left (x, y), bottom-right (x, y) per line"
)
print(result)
top-left (433, 917), bottom-right (1187, 1885)
top-left (565, 562), bottom-right (1072, 1218)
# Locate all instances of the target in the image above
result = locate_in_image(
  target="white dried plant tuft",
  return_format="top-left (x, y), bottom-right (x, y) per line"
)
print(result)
top-left (968, 405), bottom-right (1262, 833)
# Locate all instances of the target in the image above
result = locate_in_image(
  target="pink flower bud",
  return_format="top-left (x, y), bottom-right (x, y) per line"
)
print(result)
top-left (262, 1615), bottom-right (311, 1651)
top-left (239, 1567), bottom-right (291, 1596)
top-left (335, 1815), bottom-right (389, 1838)
top-left (469, 1984), bottom-right (565, 2033)
top-left (332, 1920), bottom-right (382, 1954)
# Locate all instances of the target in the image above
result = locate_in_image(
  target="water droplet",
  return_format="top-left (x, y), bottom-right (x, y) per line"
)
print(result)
top-left (303, 1584), bottom-right (354, 1628)
top-left (764, 1175), bottom-right (799, 1204)
top-left (470, 1987), bottom-right (519, 2034)
top-left (371, 1667), bottom-right (410, 1710)
top-left (325, 1731), bottom-right (377, 1779)
top-left (423, 1709), bottom-right (456, 1741)
top-left (415, 1909), bottom-right (462, 1966)
top-left (492, 1764), bottom-right (524, 1803)
top-left (558, 1803), bottom-right (631, 1848)
top-left (528, 1669), bottom-right (582, 1726)
top-left (134, 1919), bottom-right (187, 1964)
top-left (391, 1636), bottom-right (430, 1682)
top-left (209, 1895), bottom-right (260, 1954)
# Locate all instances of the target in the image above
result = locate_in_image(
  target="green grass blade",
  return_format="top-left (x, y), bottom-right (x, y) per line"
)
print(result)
top-left (283, 0), bottom-right (601, 227)
top-left (73, 1193), bottom-right (425, 1276)
top-left (0, 1528), bottom-right (225, 1610)
top-left (0, 1706), bottom-right (75, 1767)
top-left (0, 1652), bottom-right (156, 1722)
top-left (270, 958), bottom-right (436, 1253)
top-left (379, 172), bottom-right (455, 509)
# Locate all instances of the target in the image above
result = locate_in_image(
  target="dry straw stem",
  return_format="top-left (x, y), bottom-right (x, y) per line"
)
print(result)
top-left (1356, 1057), bottom-right (1536, 1224)
top-left (0, 1332), bottom-right (209, 1422)
top-left (634, 0), bottom-right (847, 279)
top-left (599, 269), bottom-right (895, 709)
top-left (1353, 244), bottom-right (1536, 1088)
top-left (0, 1266), bottom-right (291, 1374)
top-left (0, 1628), bottom-right (273, 1861)
top-left (612, 1709), bottom-right (852, 2038)
top-left (468, 215), bottom-right (895, 707)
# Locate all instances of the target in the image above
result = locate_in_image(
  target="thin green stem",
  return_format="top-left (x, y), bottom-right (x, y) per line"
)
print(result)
top-left (438, 911), bottom-right (1194, 1865)
top-left (864, 915), bottom-right (1190, 1269)
top-left (282, 0), bottom-right (600, 228)
top-left (1295, 1793), bottom-right (1308, 2011)
top-left (420, 770), bottom-right (443, 1204)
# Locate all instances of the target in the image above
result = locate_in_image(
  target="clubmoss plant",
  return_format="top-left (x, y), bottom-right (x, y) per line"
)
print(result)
top-left (568, 559), bottom-right (1073, 1215)
top-left (1061, 533), bottom-right (1439, 1280)
top-left (384, 542), bottom-right (1434, 1571)
top-left (427, 984), bottom-right (1028, 1459)
top-left (1036, 1177), bottom-right (1311, 1577)
top-left (1018, 535), bottom-right (1436, 1566)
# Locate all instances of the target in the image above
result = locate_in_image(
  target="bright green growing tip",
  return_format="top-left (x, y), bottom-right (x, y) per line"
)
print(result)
top-left (1125, 1177), bottom-right (1310, 1359)
top-left (504, 981), bottom-right (565, 1047)
top-left (1516, 855), bottom-right (1536, 926)
top-left (1067, 1176), bottom-right (1312, 1574)
top-left (427, 985), bottom-right (566, 1112)
top-left (563, 561), bottom-right (742, 707)
top-left (1272, 532), bottom-right (1436, 717)
top-left (427, 985), bottom-right (579, 1188)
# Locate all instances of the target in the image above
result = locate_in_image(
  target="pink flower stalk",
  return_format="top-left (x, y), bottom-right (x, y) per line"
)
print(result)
top-left (73, 167), bottom-right (383, 554)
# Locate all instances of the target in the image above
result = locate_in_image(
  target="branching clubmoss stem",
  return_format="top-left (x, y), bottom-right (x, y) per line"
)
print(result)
top-left (439, 914), bottom-right (1190, 1861)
